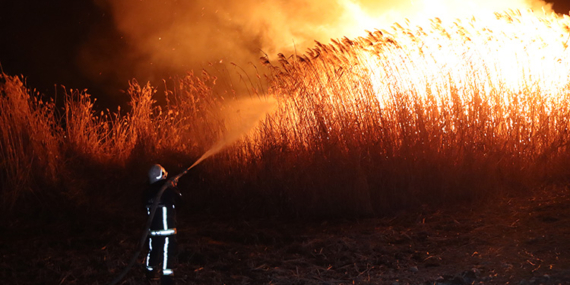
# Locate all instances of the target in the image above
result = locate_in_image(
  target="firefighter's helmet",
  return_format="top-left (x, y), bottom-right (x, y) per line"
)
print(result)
top-left (148, 164), bottom-right (168, 183)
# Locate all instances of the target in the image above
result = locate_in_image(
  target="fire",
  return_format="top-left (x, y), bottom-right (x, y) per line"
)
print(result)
top-left (311, 0), bottom-right (554, 45)
top-left (358, 10), bottom-right (570, 109)
top-left (278, 10), bottom-right (570, 109)
top-left (90, 0), bottom-right (555, 85)
top-left (86, 0), bottom-right (570, 161)
top-left (257, 9), bottom-right (570, 156)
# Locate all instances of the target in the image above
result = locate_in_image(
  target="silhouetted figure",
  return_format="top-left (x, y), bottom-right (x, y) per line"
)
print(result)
top-left (145, 164), bottom-right (182, 285)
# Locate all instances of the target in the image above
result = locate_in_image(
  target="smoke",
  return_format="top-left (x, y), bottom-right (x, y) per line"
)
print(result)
top-left (79, 0), bottom-right (554, 96)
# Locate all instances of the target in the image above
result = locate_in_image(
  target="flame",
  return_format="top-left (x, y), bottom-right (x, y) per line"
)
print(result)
top-left (359, 10), bottom-right (570, 109)
top-left (297, 9), bottom-right (570, 108)
top-left (280, 0), bottom-right (555, 50)
top-left (259, 9), bottom-right (570, 151)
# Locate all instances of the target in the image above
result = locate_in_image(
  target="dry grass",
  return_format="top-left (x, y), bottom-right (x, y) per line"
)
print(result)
top-left (217, 10), bottom-right (570, 216)
top-left (2, 10), bottom-right (570, 217)
top-left (0, 74), bottom-right (61, 212)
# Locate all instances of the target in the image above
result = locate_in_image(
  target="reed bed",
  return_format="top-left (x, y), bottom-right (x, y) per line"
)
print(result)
top-left (0, 74), bottom-right (60, 212)
top-left (221, 10), bottom-right (570, 216)
top-left (2, 10), bottom-right (570, 217)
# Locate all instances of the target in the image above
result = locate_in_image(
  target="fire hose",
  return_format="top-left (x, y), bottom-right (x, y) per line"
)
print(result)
top-left (106, 165), bottom-right (193, 285)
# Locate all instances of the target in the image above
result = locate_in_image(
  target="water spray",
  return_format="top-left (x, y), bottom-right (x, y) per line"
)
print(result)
top-left (106, 96), bottom-right (276, 285)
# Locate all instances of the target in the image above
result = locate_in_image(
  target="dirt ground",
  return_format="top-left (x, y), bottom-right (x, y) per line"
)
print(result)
top-left (2, 186), bottom-right (570, 285)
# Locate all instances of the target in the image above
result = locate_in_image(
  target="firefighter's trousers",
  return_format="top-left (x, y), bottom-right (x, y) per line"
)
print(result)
top-left (146, 234), bottom-right (177, 278)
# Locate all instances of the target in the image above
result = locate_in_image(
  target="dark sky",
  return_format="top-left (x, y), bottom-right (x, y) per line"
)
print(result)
top-left (0, 0), bottom-right (153, 107)
top-left (0, 1), bottom-right (124, 106)
top-left (0, 0), bottom-right (569, 108)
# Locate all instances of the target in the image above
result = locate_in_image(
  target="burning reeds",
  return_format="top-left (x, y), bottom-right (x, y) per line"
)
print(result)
top-left (2, 10), bottom-right (570, 217)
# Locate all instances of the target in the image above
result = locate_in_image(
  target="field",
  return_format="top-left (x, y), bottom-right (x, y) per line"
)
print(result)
top-left (3, 185), bottom-right (570, 284)
top-left (2, 10), bottom-right (570, 284)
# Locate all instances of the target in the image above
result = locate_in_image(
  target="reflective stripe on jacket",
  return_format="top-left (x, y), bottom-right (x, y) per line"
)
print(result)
top-left (147, 205), bottom-right (177, 236)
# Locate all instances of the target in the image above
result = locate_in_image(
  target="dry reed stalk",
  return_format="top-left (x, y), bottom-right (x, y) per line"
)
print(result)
top-left (218, 10), bottom-right (570, 215)
top-left (0, 73), bottom-right (61, 211)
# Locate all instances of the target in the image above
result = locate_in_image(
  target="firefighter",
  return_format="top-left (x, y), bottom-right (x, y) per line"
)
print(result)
top-left (145, 164), bottom-right (182, 285)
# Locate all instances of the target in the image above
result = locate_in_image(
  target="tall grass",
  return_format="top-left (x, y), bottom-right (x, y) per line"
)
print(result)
top-left (0, 74), bottom-right (60, 212)
top-left (2, 10), bottom-right (570, 217)
top-left (218, 10), bottom-right (570, 216)
top-left (0, 71), bottom-right (229, 214)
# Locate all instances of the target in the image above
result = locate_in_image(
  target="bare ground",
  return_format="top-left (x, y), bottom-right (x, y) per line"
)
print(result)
top-left (2, 186), bottom-right (570, 285)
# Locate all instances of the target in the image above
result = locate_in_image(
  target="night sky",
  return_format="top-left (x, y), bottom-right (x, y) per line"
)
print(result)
top-left (1, 0), bottom-right (569, 108)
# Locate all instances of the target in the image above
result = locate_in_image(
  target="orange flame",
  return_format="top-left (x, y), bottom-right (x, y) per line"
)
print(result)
top-left (284, 10), bottom-right (570, 108)
top-left (268, 0), bottom-right (555, 54)
top-left (256, 9), bottom-right (570, 151)
top-left (358, 10), bottom-right (570, 109)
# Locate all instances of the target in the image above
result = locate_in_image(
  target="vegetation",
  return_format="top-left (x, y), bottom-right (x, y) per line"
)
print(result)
top-left (2, 10), bottom-right (570, 218)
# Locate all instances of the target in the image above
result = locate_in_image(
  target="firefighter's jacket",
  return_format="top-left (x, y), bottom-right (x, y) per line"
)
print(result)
top-left (145, 179), bottom-right (182, 236)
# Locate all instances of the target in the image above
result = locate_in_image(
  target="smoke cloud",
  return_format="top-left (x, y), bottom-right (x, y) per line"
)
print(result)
top-left (79, 0), bottom-right (554, 97)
